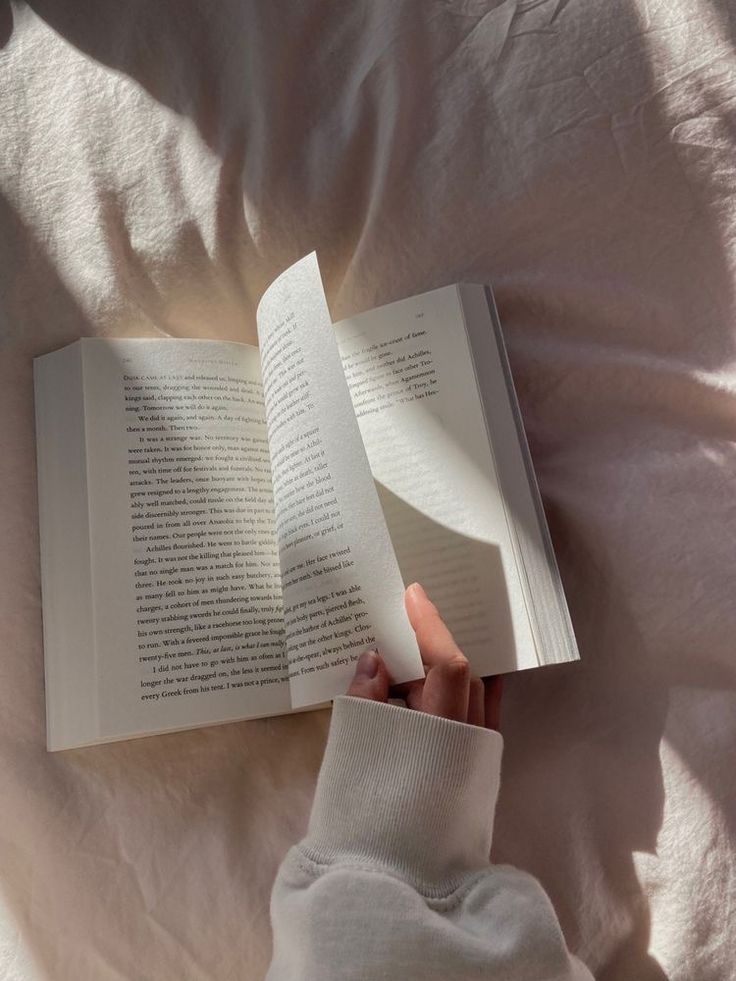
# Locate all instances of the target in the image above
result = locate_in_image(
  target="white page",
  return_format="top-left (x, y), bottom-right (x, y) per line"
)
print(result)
top-left (80, 339), bottom-right (291, 742)
top-left (257, 254), bottom-right (423, 706)
top-left (35, 344), bottom-right (98, 750)
top-left (335, 286), bottom-right (539, 675)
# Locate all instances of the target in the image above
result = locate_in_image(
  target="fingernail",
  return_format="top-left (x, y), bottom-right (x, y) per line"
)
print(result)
top-left (407, 582), bottom-right (427, 600)
top-left (355, 650), bottom-right (379, 679)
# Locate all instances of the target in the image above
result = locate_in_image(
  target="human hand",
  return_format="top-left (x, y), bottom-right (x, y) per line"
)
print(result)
top-left (346, 582), bottom-right (502, 730)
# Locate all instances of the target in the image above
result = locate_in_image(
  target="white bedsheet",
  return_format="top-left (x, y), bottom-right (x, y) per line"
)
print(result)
top-left (2, 1), bottom-right (735, 978)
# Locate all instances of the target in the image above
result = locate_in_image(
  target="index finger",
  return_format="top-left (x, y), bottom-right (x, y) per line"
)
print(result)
top-left (404, 583), bottom-right (464, 667)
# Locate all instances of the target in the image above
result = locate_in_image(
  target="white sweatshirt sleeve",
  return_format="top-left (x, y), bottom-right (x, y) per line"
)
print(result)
top-left (267, 696), bottom-right (593, 981)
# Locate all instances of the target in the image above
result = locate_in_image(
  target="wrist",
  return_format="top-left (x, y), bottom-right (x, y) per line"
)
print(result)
top-left (302, 696), bottom-right (503, 897)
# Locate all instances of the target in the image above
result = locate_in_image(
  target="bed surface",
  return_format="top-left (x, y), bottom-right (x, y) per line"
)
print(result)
top-left (2, 1), bottom-right (735, 978)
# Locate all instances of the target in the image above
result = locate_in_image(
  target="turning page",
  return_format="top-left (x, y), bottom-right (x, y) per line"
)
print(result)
top-left (257, 254), bottom-right (423, 706)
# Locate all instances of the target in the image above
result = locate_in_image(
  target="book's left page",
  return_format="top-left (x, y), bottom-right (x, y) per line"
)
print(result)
top-left (35, 343), bottom-right (98, 750)
top-left (35, 338), bottom-right (291, 750)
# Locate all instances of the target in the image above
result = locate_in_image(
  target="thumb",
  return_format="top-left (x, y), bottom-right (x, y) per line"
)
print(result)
top-left (346, 650), bottom-right (390, 702)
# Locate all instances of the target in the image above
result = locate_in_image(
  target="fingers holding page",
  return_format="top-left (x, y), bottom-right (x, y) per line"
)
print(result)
top-left (345, 583), bottom-right (504, 729)
top-left (404, 582), bottom-right (464, 668)
top-left (345, 650), bottom-right (391, 703)
top-left (404, 582), bottom-right (470, 723)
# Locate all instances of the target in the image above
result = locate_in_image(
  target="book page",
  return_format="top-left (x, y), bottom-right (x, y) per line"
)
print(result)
top-left (257, 254), bottom-right (422, 706)
top-left (80, 339), bottom-right (291, 743)
top-left (35, 344), bottom-right (98, 750)
top-left (335, 286), bottom-right (538, 676)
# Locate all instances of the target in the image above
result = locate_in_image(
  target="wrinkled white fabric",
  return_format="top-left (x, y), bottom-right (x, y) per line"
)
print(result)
top-left (268, 696), bottom-right (594, 981)
top-left (1, 1), bottom-right (736, 979)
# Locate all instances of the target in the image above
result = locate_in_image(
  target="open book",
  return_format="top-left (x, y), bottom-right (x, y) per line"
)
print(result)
top-left (34, 254), bottom-right (578, 750)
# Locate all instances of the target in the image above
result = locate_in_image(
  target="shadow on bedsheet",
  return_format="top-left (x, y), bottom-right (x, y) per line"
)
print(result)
top-left (493, 513), bottom-right (671, 981)
top-left (22, 0), bottom-right (337, 303)
top-left (0, 1), bottom-right (12, 48)
top-left (0, 192), bottom-right (96, 351)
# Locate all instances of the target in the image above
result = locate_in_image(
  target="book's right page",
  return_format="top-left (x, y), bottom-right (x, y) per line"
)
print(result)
top-left (335, 285), bottom-right (578, 676)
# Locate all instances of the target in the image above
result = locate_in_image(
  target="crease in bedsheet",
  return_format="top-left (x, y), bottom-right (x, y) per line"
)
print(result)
top-left (433, 0), bottom-right (517, 74)
top-left (583, 8), bottom-right (733, 110)
top-left (340, 2), bottom-right (519, 287)
top-left (512, 343), bottom-right (736, 451)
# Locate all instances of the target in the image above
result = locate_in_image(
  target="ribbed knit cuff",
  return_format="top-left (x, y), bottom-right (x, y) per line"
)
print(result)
top-left (301, 696), bottom-right (503, 898)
